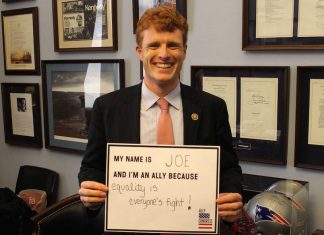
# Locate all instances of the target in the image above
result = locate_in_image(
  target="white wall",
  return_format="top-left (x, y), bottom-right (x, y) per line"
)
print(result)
top-left (0, 0), bottom-right (323, 233)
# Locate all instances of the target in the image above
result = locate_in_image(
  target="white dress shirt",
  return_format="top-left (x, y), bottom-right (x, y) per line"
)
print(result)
top-left (140, 82), bottom-right (184, 145)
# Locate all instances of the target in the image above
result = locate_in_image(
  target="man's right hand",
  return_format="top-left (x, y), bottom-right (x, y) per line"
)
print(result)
top-left (79, 181), bottom-right (108, 208)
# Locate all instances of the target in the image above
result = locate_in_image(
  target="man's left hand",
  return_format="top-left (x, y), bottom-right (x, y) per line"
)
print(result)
top-left (216, 193), bottom-right (243, 222)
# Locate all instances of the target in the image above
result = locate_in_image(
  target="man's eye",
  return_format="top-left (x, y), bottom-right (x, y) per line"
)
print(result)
top-left (168, 44), bottom-right (181, 50)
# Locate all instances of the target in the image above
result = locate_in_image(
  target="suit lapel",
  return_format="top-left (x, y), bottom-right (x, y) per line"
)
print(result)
top-left (181, 84), bottom-right (202, 145)
top-left (119, 84), bottom-right (141, 143)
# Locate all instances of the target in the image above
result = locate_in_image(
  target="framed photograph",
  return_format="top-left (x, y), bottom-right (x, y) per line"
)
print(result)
top-left (1, 83), bottom-right (42, 148)
top-left (191, 66), bottom-right (290, 165)
top-left (295, 67), bottom-right (324, 170)
top-left (42, 59), bottom-right (125, 153)
top-left (1, 7), bottom-right (40, 75)
top-left (52, 0), bottom-right (118, 52)
top-left (243, 0), bottom-right (324, 50)
top-left (132, 0), bottom-right (187, 33)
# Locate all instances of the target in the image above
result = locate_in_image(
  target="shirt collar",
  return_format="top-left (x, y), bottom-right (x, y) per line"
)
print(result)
top-left (141, 82), bottom-right (181, 111)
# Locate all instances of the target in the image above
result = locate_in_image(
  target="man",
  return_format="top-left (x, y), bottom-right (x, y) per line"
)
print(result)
top-left (78, 5), bottom-right (242, 232)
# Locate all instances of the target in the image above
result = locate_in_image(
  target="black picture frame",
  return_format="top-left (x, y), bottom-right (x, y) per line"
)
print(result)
top-left (52, 0), bottom-right (118, 52)
top-left (243, 0), bottom-right (324, 50)
top-left (1, 83), bottom-right (42, 148)
top-left (295, 66), bottom-right (324, 170)
top-left (42, 59), bottom-right (125, 154)
top-left (191, 66), bottom-right (290, 165)
top-left (1, 7), bottom-right (40, 75)
top-left (132, 0), bottom-right (187, 33)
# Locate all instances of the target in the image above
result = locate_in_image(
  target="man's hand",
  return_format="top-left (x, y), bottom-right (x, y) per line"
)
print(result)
top-left (216, 193), bottom-right (242, 222)
top-left (79, 181), bottom-right (108, 208)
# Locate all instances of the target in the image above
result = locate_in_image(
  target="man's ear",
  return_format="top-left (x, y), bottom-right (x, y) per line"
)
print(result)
top-left (136, 45), bottom-right (143, 60)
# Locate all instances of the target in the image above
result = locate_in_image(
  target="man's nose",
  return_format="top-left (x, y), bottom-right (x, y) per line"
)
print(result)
top-left (158, 45), bottom-right (170, 58)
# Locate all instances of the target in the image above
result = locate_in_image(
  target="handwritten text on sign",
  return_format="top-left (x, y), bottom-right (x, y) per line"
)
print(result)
top-left (105, 144), bottom-right (220, 234)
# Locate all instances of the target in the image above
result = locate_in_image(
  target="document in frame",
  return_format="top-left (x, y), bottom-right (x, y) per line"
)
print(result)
top-left (256, 0), bottom-right (294, 38)
top-left (10, 93), bottom-right (35, 137)
top-left (105, 143), bottom-right (220, 234)
top-left (3, 13), bottom-right (36, 71)
top-left (308, 79), bottom-right (324, 145)
top-left (298, 0), bottom-right (324, 37)
top-left (240, 77), bottom-right (278, 141)
top-left (202, 76), bottom-right (237, 137)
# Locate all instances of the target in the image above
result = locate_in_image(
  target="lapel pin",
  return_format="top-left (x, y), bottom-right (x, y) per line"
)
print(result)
top-left (191, 113), bottom-right (199, 121)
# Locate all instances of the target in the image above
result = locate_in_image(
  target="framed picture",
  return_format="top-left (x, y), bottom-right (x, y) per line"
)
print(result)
top-left (132, 0), bottom-right (187, 33)
top-left (1, 83), bottom-right (42, 148)
top-left (52, 0), bottom-right (118, 52)
top-left (42, 59), bottom-right (125, 153)
top-left (191, 66), bottom-right (290, 165)
top-left (243, 0), bottom-right (324, 50)
top-left (295, 66), bottom-right (324, 170)
top-left (1, 7), bottom-right (40, 75)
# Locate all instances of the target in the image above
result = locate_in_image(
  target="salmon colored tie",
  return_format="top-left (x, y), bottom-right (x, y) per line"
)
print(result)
top-left (156, 98), bottom-right (174, 145)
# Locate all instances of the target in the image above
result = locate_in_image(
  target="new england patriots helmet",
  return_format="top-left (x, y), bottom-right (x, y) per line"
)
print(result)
top-left (245, 191), bottom-right (297, 235)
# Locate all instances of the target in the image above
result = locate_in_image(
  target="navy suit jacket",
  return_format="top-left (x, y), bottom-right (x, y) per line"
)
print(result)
top-left (78, 83), bottom-right (242, 194)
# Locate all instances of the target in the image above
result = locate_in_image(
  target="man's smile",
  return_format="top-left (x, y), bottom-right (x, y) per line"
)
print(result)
top-left (154, 62), bottom-right (173, 69)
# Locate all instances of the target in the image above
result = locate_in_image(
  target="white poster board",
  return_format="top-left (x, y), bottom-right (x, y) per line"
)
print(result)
top-left (105, 144), bottom-right (220, 234)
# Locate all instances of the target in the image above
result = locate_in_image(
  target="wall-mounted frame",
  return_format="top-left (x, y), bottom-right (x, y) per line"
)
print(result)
top-left (243, 0), bottom-right (324, 50)
top-left (132, 0), bottom-right (187, 33)
top-left (191, 66), bottom-right (290, 165)
top-left (1, 83), bottom-right (42, 148)
top-left (1, 7), bottom-right (40, 75)
top-left (295, 66), bottom-right (324, 170)
top-left (52, 0), bottom-right (118, 52)
top-left (42, 59), bottom-right (125, 154)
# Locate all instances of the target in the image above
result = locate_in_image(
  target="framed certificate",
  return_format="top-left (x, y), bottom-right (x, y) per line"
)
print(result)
top-left (1, 83), bottom-right (42, 148)
top-left (52, 0), bottom-right (118, 51)
top-left (105, 143), bottom-right (220, 234)
top-left (295, 67), bottom-right (324, 170)
top-left (243, 0), bottom-right (324, 50)
top-left (132, 0), bottom-right (187, 33)
top-left (1, 7), bottom-right (40, 75)
top-left (191, 66), bottom-right (290, 165)
top-left (42, 59), bottom-right (125, 153)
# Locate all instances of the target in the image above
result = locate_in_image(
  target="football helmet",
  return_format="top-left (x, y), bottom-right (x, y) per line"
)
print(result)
top-left (266, 180), bottom-right (308, 235)
top-left (245, 191), bottom-right (296, 235)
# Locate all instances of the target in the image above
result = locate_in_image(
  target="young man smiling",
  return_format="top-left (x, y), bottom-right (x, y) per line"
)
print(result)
top-left (78, 5), bottom-right (243, 233)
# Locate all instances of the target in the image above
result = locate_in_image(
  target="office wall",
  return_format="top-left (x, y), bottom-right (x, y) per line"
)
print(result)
top-left (0, 0), bottom-right (323, 233)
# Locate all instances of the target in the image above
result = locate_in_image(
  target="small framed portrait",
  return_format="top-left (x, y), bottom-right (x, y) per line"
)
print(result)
top-left (1, 83), bottom-right (42, 148)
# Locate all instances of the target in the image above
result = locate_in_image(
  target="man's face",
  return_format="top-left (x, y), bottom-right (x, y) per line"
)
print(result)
top-left (136, 26), bottom-right (187, 92)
